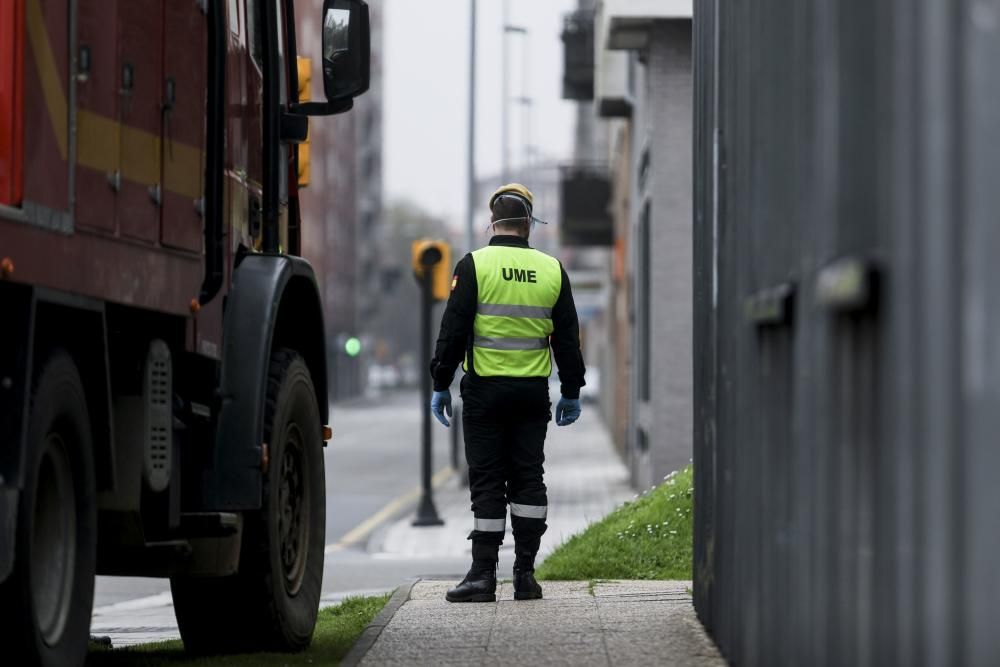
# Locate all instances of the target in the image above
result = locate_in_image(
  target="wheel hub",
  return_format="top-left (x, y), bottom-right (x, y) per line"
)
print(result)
top-left (278, 424), bottom-right (309, 595)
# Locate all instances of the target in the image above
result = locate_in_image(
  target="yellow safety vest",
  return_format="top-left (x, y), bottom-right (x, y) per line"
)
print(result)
top-left (464, 245), bottom-right (562, 377)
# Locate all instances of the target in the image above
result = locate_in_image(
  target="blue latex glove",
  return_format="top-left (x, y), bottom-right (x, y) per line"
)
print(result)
top-left (431, 390), bottom-right (453, 427)
top-left (555, 397), bottom-right (581, 426)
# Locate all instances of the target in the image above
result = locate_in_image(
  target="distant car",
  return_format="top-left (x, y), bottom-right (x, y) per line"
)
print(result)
top-left (548, 368), bottom-right (600, 404)
top-left (367, 364), bottom-right (401, 390)
top-left (580, 368), bottom-right (600, 404)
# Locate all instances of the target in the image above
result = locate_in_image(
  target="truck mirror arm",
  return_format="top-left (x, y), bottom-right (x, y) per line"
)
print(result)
top-left (289, 99), bottom-right (354, 117)
top-left (279, 109), bottom-right (309, 144)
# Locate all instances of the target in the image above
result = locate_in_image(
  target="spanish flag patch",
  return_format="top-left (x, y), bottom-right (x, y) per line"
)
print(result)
top-left (451, 275), bottom-right (458, 291)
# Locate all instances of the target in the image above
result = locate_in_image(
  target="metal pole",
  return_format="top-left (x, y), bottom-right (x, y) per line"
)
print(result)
top-left (522, 31), bottom-right (531, 184)
top-left (413, 265), bottom-right (443, 526)
top-left (466, 0), bottom-right (477, 255)
top-left (501, 0), bottom-right (509, 182)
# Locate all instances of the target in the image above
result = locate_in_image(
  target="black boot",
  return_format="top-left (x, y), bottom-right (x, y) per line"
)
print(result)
top-left (446, 561), bottom-right (497, 603)
top-left (513, 552), bottom-right (543, 600)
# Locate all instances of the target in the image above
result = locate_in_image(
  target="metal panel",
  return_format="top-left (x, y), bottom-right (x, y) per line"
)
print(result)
top-left (23, 0), bottom-right (71, 215)
top-left (692, 0), bottom-right (998, 664)
top-left (160, 0), bottom-right (206, 252)
top-left (0, 0), bottom-right (24, 207)
top-left (76, 0), bottom-right (119, 232)
top-left (116, 0), bottom-right (162, 243)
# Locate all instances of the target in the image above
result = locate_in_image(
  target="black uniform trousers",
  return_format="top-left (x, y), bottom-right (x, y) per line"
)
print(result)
top-left (460, 373), bottom-right (550, 562)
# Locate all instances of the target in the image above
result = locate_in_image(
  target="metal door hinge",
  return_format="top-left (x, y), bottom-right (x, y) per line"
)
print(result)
top-left (106, 171), bottom-right (121, 192)
top-left (148, 183), bottom-right (162, 207)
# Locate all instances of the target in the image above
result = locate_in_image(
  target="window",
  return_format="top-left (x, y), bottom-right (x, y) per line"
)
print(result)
top-left (638, 202), bottom-right (651, 401)
top-left (246, 0), bottom-right (263, 68)
top-left (228, 0), bottom-right (240, 35)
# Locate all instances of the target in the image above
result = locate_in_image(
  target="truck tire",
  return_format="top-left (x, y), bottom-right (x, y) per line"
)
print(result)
top-left (0, 351), bottom-right (97, 667)
top-left (172, 348), bottom-right (325, 653)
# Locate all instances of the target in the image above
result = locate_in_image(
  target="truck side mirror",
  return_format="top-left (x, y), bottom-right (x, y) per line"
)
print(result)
top-left (322, 0), bottom-right (370, 102)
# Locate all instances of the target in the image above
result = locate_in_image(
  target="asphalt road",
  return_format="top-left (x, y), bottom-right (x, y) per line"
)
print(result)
top-left (93, 389), bottom-right (460, 609)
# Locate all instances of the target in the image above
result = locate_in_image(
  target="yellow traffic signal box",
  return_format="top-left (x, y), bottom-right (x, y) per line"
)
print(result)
top-left (411, 239), bottom-right (452, 302)
top-left (296, 57), bottom-right (312, 188)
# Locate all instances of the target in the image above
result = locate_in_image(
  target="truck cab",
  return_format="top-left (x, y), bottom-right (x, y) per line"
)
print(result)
top-left (0, 1), bottom-right (370, 664)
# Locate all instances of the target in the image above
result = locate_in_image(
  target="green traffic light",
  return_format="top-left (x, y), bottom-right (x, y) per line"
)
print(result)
top-left (344, 336), bottom-right (362, 357)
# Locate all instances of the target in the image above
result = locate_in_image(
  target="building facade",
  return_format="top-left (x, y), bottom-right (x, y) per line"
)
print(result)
top-left (563, 1), bottom-right (693, 490)
top-left (295, 0), bottom-right (382, 401)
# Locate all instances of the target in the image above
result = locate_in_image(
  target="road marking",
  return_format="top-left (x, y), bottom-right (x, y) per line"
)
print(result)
top-left (325, 466), bottom-right (454, 554)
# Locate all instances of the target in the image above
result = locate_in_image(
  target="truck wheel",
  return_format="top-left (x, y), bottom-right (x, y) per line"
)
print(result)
top-left (173, 348), bottom-right (325, 653)
top-left (0, 351), bottom-right (96, 667)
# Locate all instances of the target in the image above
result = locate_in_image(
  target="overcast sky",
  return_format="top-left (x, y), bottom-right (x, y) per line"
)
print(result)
top-left (383, 0), bottom-right (579, 231)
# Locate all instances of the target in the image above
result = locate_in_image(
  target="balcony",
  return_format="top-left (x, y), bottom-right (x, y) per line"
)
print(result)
top-left (594, 3), bottom-right (632, 117)
top-left (559, 167), bottom-right (613, 247)
top-left (561, 9), bottom-right (594, 100)
top-left (600, 0), bottom-right (692, 51)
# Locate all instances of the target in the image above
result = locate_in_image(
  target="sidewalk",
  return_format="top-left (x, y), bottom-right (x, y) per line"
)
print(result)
top-left (371, 407), bottom-right (634, 571)
top-left (345, 579), bottom-right (725, 667)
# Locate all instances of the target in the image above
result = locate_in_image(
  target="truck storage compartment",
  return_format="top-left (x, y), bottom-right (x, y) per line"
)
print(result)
top-left (0, 0), bottom-right (24, 207)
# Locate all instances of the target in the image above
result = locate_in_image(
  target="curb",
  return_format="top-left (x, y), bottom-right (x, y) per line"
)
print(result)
top-left (340, 578), bottom-right (420, 667)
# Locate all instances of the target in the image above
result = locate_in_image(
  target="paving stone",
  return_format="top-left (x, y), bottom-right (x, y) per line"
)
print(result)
top-left (407, 580), bottom-right (459, 600)
top-left (357, 579), bottom-right (726, 665)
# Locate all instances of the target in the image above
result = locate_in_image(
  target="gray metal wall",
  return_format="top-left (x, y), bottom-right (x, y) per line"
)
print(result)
top-left (692, 1), bottom-right (1000, 665)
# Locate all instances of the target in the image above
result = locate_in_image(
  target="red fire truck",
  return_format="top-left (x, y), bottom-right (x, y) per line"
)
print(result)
top-left (0, 0), bottom-right (369, 663)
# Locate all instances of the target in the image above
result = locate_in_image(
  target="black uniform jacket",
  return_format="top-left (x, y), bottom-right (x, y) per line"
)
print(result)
top-left (429, 235), bottom-right (586, 399)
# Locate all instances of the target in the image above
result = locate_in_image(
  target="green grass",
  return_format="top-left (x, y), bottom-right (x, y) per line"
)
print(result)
top-left (86, 593), bottom-right (391, 666)
top-left (535, 466), bottom-right (694, 581)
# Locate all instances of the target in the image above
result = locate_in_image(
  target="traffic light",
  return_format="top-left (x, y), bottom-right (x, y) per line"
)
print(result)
top-left (344, 336), bottom-right (362, 358)
top-left (411, 239), bottom-right (452, 302)
top-left (296, 57), bottom-right (312, 188)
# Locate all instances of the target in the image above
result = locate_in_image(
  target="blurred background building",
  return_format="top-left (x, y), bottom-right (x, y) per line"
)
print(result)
top-left (296, 0), bottom-right (383, 401)
top-left (560, 0), bottom-right (694, 490)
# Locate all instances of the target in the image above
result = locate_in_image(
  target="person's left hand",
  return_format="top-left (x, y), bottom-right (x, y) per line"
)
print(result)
top-left (431, 390), bottom-right (453, 427)
top-left (554, 397), bottom-right (581, 426)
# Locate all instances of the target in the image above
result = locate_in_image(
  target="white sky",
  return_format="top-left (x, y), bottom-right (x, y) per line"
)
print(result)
top-left (383, 0), bottom-right (579, 230)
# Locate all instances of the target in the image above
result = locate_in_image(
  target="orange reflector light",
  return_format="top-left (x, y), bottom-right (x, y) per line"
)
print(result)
top-left (0, 257), bottom-right (13, 278)
top-left (323, 426), bottom-right (332, 441)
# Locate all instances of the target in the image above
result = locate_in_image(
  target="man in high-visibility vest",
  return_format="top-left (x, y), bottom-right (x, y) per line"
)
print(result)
top-left (429, 183), bottom-right (586, 603)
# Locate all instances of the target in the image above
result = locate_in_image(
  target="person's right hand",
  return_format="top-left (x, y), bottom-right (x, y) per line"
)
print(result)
top-left (431, 390), bottom-right (453, 427)
top-left (555, 397), bottom-right (581, 426)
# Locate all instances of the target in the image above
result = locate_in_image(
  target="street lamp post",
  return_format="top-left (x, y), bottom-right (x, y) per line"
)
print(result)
top-left (467, 0), bottom-right (477, 255)
top-left (503, 11), bottom-right (527, 184)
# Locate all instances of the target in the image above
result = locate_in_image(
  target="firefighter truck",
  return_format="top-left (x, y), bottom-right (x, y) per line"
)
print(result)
top-left (0, 0), bottom-right (370, 663)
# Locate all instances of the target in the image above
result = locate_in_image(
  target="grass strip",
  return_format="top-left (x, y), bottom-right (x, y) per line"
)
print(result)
top-left (535, 465), bottom-right (693, 581)
top-left (86, 593), bottom-right (391, 666)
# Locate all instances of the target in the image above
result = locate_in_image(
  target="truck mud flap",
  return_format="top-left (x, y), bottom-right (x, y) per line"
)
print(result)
top-left (202, 254), bottom-right (327, 511)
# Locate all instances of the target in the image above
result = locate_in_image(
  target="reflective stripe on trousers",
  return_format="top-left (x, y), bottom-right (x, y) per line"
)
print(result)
top-left (474, 517), bottom-right (506, 532)
top-left (509, 503), bottom-right (547, 519)
top-left (473, 335), bottom-right (549, 351)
